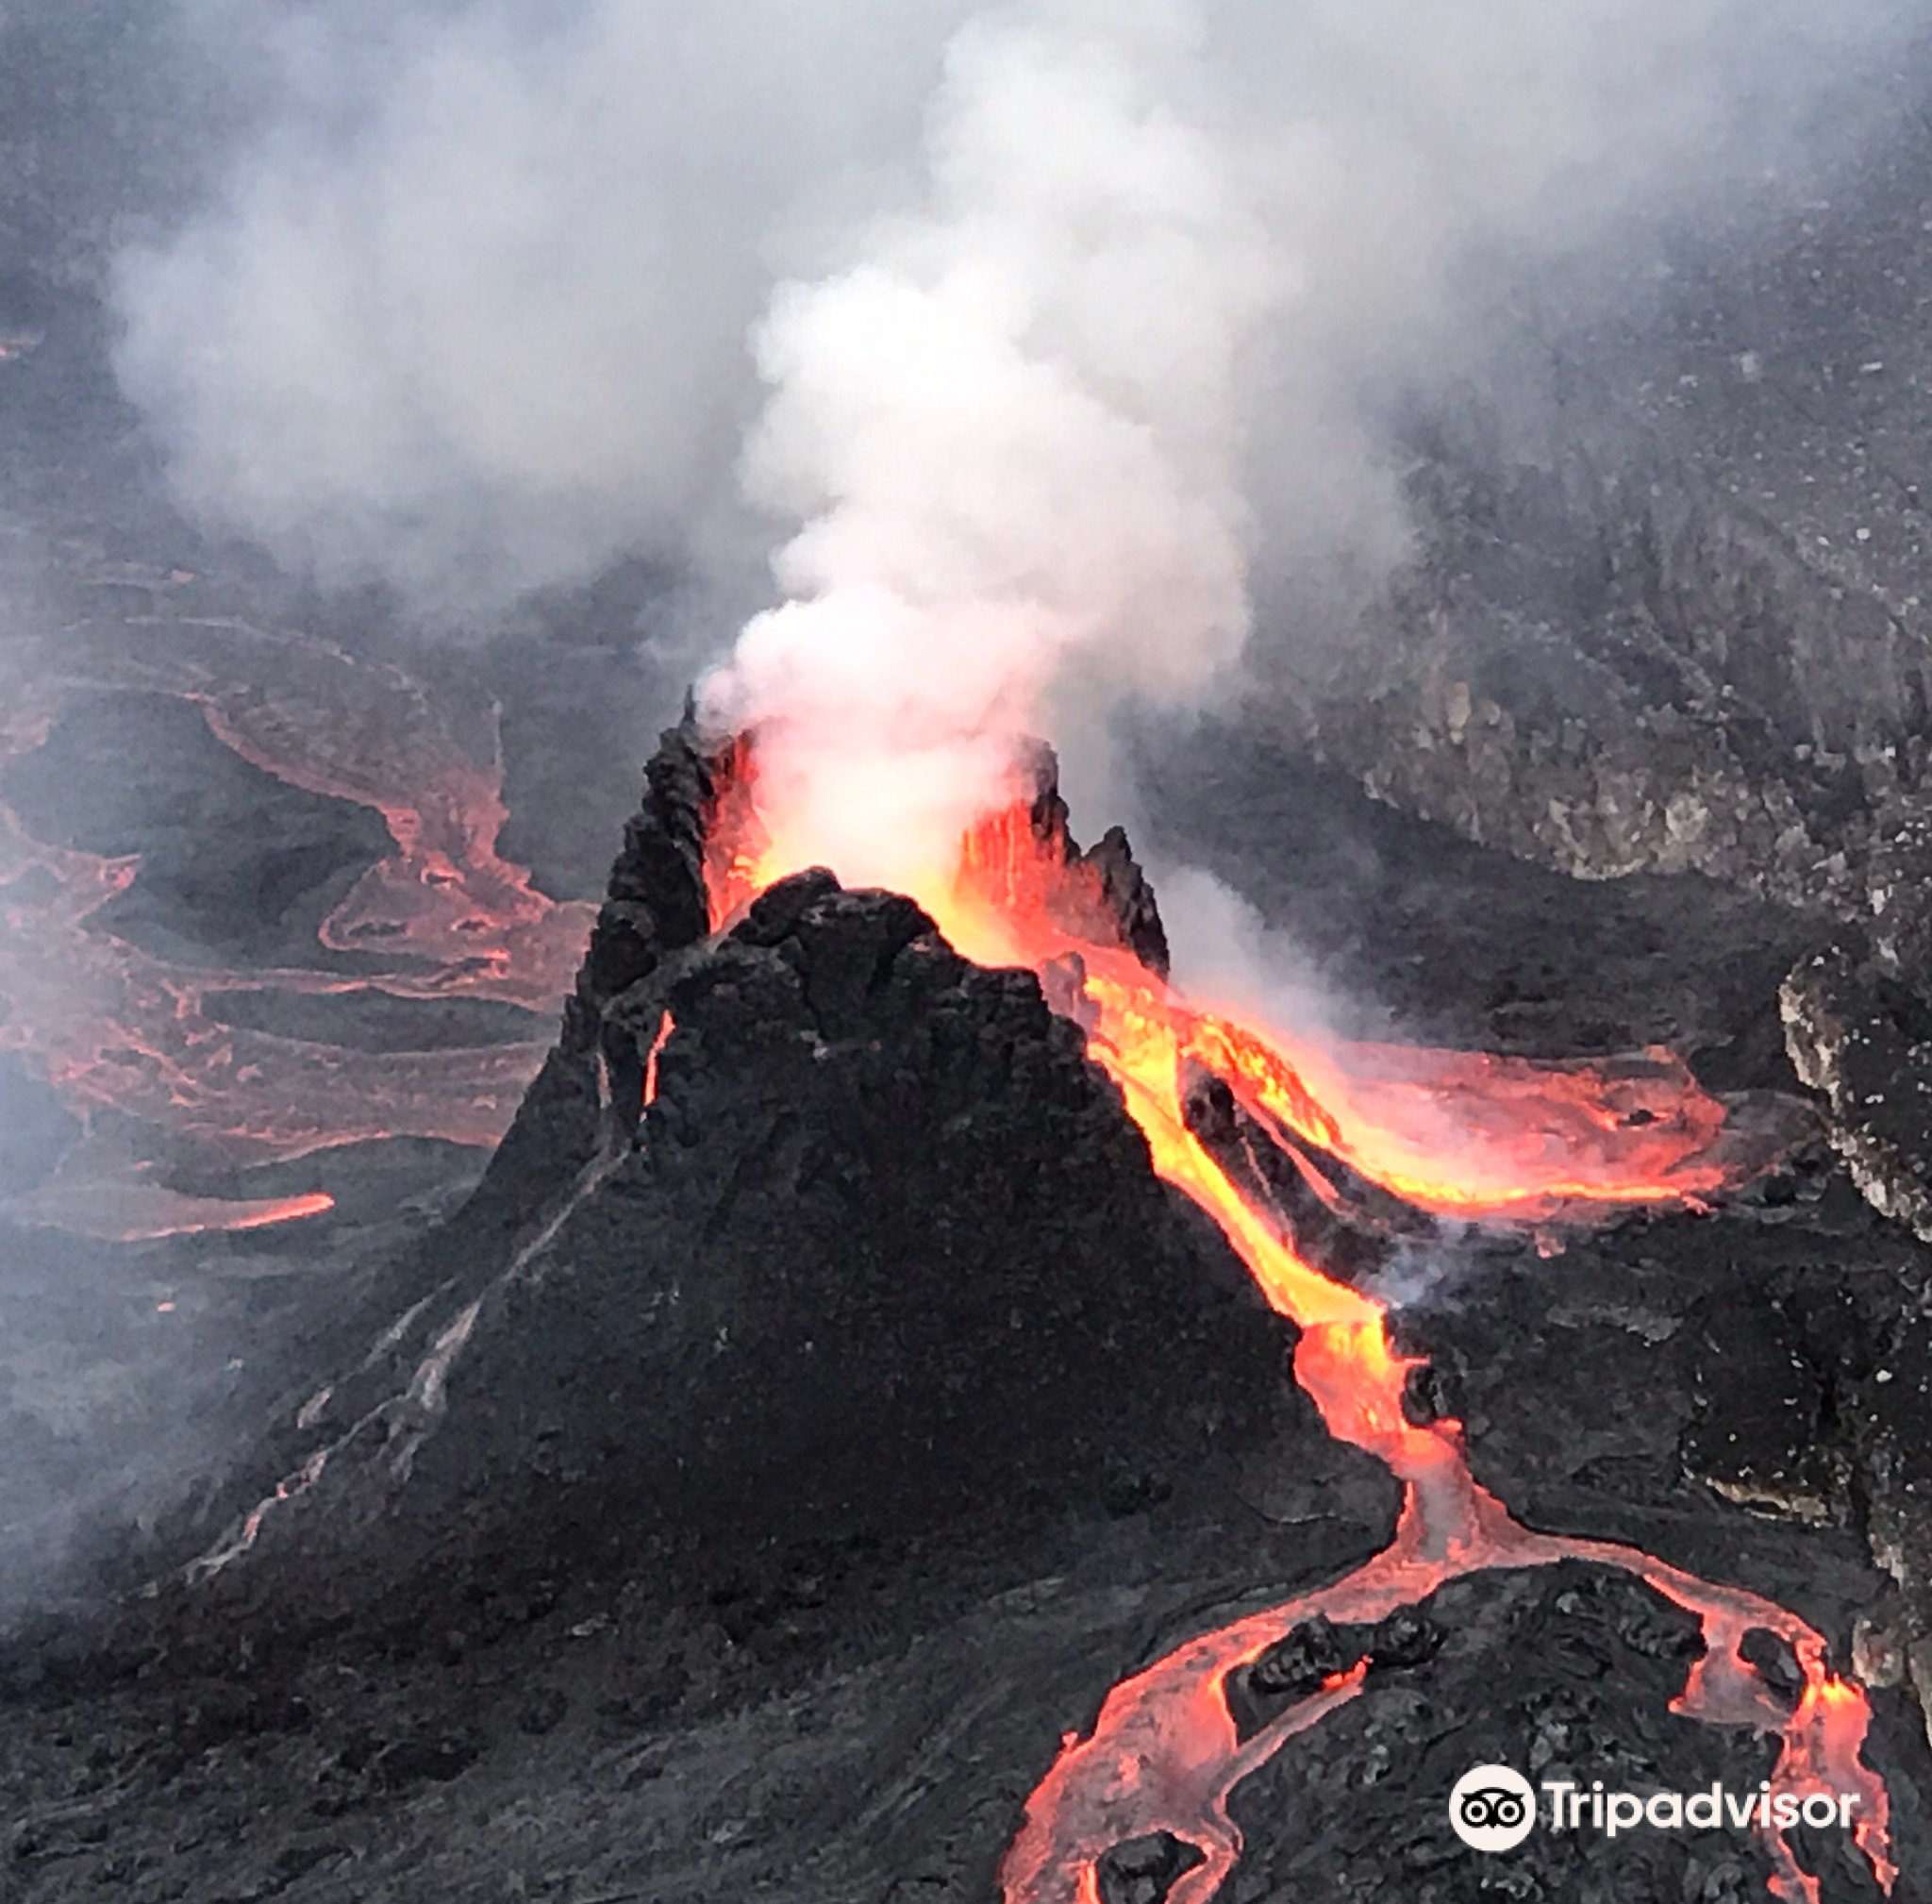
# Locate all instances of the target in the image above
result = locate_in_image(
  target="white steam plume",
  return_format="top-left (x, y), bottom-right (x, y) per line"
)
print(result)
top-left (110, 0), bottom-right (978, 607)
top-left (697, 0), bottom-right (1924, 885)
top-left (701, 3), bottom-right (1280, 889)
top-left (112, 1), bottom-right (1926, 806)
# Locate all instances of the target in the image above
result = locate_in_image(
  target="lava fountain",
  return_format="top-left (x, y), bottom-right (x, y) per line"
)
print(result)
top-left (700, 732), bottom-right (1894, 1904)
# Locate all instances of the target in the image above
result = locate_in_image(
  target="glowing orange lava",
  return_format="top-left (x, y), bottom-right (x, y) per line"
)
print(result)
top-left (0, 620), bottom-right (591, 1237)
top-left (701, 742), bottom-right (1894, 1904)
top-left (642, 1010), bottom-right (675, 1109)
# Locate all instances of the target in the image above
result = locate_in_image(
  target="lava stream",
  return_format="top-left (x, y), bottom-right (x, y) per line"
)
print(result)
top-left (702, 756), bottom-right (1894, 1904)
top-left (0, 619), bottom-right (591, 1236)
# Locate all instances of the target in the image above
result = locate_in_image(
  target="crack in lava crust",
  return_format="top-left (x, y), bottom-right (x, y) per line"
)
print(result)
top-left (705, 746), bottom-right (1896, 1904)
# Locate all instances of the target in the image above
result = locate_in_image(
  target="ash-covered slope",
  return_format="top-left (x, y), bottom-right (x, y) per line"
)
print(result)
top-left (155, 723), bottom-right (1329, 1635)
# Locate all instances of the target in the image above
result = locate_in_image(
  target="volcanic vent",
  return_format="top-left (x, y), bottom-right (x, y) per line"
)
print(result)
top-left (690, 728), bottom-right (1898, 1904)
top-left (162, 717), bottom-right (1324, 1625)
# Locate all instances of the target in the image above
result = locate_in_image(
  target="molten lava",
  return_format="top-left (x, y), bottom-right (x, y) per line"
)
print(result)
top-left (0, 618), bottom-right (591, 1238)
top-left (701, 741), bottom-right (1894, 1904)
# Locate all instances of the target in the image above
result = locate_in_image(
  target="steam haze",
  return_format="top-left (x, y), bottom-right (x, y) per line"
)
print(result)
top-left (110, 0), bottom-right (980, 604)
top-left (111, 0), bottom-right (1930, 877)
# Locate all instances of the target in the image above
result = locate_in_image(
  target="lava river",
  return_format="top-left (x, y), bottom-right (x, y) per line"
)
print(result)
top-left (704, 755), bottom-right (1896, 1904)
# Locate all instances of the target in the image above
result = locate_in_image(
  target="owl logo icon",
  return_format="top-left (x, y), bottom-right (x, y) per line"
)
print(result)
top-left (1449, 1765), bottom-right (1538, 1851)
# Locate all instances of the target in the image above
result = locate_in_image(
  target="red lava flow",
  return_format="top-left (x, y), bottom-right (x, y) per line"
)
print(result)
top-left (0, 619), bottom-right (591, 1237)
top-left (704, 743), bottom-right (1895, 1904)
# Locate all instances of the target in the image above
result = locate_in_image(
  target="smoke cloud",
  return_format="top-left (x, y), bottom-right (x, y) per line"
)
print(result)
top-left (110, 0), bottom-right (978, 605)
top-left (702, 4), bottom-right (1280, 888)
top-left (112, 0), bottom-right (1927, 872)
top-left (698, 0), bottom-right (1924, 880)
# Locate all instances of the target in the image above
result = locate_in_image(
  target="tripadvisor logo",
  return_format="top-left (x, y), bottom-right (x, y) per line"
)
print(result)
top-left (1449, 1766), bottom-right (1538, 1850)
top-left (1448, 1763), bottom-right (1866, 1852)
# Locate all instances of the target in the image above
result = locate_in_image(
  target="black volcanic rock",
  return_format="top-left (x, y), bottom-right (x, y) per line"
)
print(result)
top-left (1682, 1295), bottom-right (1847, 1529)
top-left (1783, 943), bottom-right (1932, 1244)
top-left (151, 724), bottom-right (1350, 1635)
top-left (462, 720), bottom-right (723, 1233)
top-left (1847, 1301), bottom-right (1932, 1749)
top-left (1014, 736), bottom-right (1173, 977)
top-left (1179, 1060), bottom-right (1435, 1292)
top-left (1096, 1832), bottom-right (1206, 1904)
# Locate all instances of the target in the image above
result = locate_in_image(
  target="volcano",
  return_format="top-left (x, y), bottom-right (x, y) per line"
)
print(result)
top-left (126, 720), bottom-right (1328, 1621)
top-left (8, 716), bottom-right (1926, 1904)
top-left (11, 13), bottom-right (1932, 1902)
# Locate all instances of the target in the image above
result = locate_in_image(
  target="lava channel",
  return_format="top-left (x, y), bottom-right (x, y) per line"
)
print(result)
top-left (701, 740), bottom-right (1894, 1904)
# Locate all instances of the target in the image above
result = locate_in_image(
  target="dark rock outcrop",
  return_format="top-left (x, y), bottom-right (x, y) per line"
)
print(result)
top-left (153, 724), bottom-right (1340, 1636)
top-left (1781, 944), bottom-right (1932, 1244)
top-left (1273, 187), bottom-right (1932, 966)
top-left (1013, 736), bottom-right (1173, 977)
top-left (1853, 1304), bottom-right (1932, 1747)
top-left (461, 722), bottom-right (724, 1233)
